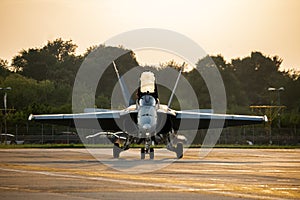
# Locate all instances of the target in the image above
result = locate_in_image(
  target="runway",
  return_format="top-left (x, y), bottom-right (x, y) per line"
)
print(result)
top-left (0, 148), bottom-right (299, 200)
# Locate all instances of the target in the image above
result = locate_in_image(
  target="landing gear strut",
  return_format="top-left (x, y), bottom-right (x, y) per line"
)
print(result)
top-left (141, 148), bottom-right (145, 159)
top-left (175, 143), bottom-right (183, 159)
top-left (167, 142), bottom-right (184, 159)
top-left (140, 147), bottom-right (154, 160)
top-left (113, 143), bottom-right (122, 158)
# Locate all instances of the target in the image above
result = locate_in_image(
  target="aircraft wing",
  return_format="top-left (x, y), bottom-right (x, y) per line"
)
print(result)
top-left (28, 110), bottom-right (137, 132)
top-left (171, 110), bottom-right (267, 130)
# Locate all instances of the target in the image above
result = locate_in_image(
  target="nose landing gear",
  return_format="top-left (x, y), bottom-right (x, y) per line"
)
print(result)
top-left (141, 136), bottom-right (155, 160)
top-left (141, 147), bottom-right (154, 160)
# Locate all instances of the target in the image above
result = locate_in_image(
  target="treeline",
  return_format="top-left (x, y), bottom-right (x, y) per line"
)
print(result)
top-left (0, 38), bottom-right (299, 128)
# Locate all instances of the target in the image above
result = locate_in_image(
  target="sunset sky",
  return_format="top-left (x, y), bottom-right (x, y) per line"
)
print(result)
top-left (0, 0), bottom-right (299, 70)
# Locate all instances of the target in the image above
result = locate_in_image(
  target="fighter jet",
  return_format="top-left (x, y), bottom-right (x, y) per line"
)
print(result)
top-left (29, 62), bottom-right (267, 159)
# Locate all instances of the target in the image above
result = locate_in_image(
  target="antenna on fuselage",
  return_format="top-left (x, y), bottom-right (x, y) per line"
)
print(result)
top-left (112, 61), bottom-right (134, 106)
top-left (167, 62), bottom-right (185, 108)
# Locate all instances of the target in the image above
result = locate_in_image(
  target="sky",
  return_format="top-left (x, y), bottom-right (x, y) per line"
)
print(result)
top-left (0, 0), bottom-right (300, 71)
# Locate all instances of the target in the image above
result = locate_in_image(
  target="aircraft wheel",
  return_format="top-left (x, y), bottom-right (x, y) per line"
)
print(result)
top-left (113, 143), bottom-right (121, 158)
top-left (149, 148), bottom-right (154, 159)
top-left (141, 148), bottom-right (145, 160)
top-left (176, 143), bottom-right (183, 159)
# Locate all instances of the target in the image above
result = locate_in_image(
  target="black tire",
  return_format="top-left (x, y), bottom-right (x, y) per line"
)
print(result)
top-left (176, 143), bottom-right (183, 159)
top-left (149, 148), bottom-right (154, 160)
top-left (113, 143), bottom-right (121, 158)
top-left (141, 148), bottom-right (145, 160)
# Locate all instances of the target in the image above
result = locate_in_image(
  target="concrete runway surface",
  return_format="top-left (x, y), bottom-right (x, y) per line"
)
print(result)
top-left (0, 148), bottom-right (299, 200)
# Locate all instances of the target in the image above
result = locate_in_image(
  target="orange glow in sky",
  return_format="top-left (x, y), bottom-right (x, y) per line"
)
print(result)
top-left (0, 0), bottom-right (299, 70)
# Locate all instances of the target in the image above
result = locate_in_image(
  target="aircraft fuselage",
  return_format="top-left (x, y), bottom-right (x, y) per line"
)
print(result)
top-left (137, 95), bottom-right (158, 138)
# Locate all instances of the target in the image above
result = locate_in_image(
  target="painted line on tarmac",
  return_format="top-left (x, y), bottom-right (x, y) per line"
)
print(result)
top-left (0, 167), bottom-right (287, 200)
top-left (0, 167), bottom-right (209, 192)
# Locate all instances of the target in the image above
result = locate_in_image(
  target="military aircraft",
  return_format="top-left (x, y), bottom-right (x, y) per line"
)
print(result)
top-left (29, 62), bottom-right (267, 159)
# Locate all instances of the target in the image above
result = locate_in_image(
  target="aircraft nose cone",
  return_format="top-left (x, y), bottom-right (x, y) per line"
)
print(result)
top-left (142, 124), bottom-right (151, 132)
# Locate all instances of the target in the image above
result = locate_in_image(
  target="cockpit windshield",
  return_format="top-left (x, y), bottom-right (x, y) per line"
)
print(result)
top-left (139, 95), bottom-right (156, 106)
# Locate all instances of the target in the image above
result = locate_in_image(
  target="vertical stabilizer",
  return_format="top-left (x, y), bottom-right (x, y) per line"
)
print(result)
top-left (112, 61), bottom-right (134, 106)
top-left (167, 63), bottom-right (184, 108)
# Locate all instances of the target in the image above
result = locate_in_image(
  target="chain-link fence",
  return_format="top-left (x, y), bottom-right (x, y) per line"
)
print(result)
top-left (1, 123), bottom-right (299, 145)
top-left (190, 126), bottom-right (299, 145)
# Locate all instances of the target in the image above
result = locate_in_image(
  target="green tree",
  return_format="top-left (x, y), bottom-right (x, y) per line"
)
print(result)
top-left (12, 38), bottom-right (82, 85)
top-left (2, 37), bottom-right (300, 128)
top-left (0, 59), bottom-right (11, 77)
top-left (210, 55), bottom-right (249, 113)
top-left (231, 52), bottom-right (285, 105)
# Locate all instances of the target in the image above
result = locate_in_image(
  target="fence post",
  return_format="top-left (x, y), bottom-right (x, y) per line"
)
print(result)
top-left (26, 122), bottom-right (29, 136)
top-left (15, 124), bottom-right (18, 141)
top-left (52, 125), bottom-right (54, 143)
top-left (41, 124), bottom-right (44, 144)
